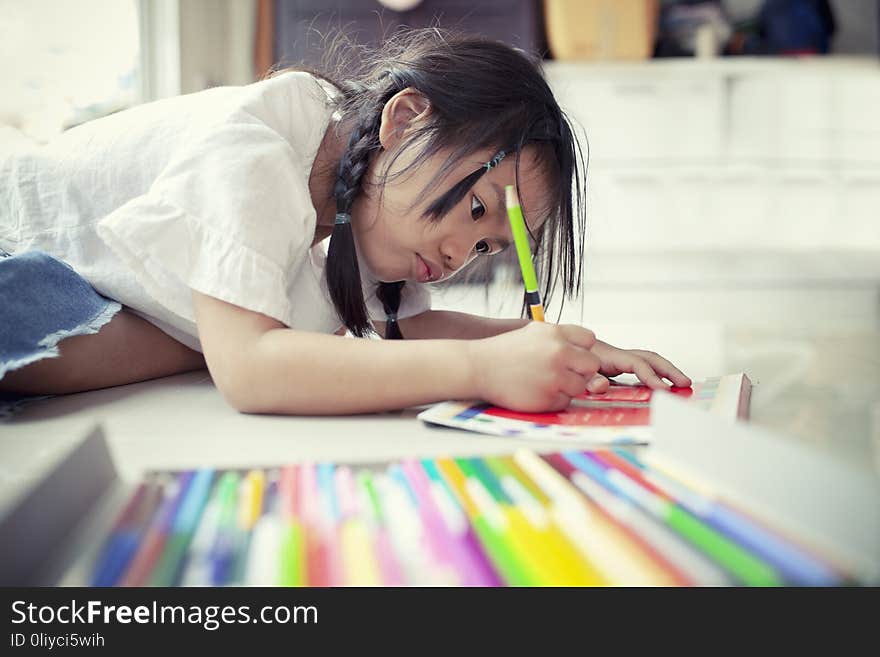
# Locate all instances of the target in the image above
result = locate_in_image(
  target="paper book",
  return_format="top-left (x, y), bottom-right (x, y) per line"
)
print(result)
top-left (417, 372), bottom-right (751, 444)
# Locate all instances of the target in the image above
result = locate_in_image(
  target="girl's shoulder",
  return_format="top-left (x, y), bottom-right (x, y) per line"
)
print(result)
top-left (225, 71), bottom-right (337, 146)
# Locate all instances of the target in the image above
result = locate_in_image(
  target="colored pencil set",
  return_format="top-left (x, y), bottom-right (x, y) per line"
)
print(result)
top-left (89, 448), bottom-right (848, 587)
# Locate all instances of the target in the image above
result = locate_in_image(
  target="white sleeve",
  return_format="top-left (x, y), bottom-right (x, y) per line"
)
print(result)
top-left (96, 121), bottom-right (318, 326)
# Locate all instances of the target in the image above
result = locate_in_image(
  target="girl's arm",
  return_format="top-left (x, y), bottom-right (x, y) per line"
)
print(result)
top-left (192, 292), bottom-right (600, 415)
top-left (394, 310), bottom-right (692, 390)
top-left (384, 309), bottom-right (529, 340)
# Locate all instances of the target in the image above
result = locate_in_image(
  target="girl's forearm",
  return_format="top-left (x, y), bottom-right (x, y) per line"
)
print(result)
top-left (398, 309), bottom-right (529, 340)
top-left (229, 329), bottom-right (480, 415)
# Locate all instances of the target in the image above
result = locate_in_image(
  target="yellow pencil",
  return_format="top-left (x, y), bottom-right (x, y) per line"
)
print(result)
top-left (513, 449), bottom-right (683, 586)
top-left (239, 469), bottom-right (265, 530)
top-left (476, 457), bottom-right (606, 585)
top-left (501, 493), bottom-right (607, 586)
top-left (336, 466), bottom-right (382, 586)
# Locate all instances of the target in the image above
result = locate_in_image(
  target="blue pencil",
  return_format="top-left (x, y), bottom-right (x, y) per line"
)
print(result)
top-left (318, 462), bottom-right (340, 522)
top-left (564, 450), bottom-right (783, 586)
top-left (556, 451), bottom-right (734, 585)
top-left (149, 468), bottom-right (215, 586)
top-left (316, 462), bottom-right (346, 585)
top-left (207, 471), bottom-right (242, 586)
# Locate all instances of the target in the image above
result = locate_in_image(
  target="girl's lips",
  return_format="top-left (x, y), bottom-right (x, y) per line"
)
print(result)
top-left (416, 254), bottom-right (438, 283)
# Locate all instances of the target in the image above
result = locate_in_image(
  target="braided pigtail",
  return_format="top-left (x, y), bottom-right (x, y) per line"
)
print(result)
top-left (326, 100), bottom-right (383, 338)
top-left (328, 77), bottom-right (410, 340)
top-left (376, 281), bottom-right (405, 339)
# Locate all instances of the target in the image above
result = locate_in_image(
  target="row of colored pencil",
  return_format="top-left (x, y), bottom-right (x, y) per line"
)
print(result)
top-left (89, 449), bottom-right (846, 586)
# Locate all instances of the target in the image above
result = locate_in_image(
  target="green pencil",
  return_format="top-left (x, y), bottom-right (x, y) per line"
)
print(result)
top-left (505, 185), bottom-right (544, 322)
top-left (279, 523), bottom-right (304, 586)
top-left (452, 458), bottom-right (543, 586)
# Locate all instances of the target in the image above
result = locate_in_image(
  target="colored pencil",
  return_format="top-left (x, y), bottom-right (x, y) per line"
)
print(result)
top-left (299, 463), bottom-right (331, 587)
top-left (180, 481), bottom-right (223, 587)
top-left (466, 457), bottom-right (605, 586)
top-left (119, 472), bottom-right (194, 586)
top-left (441, 457), bottom-right (543, 586)
top-left (336, 465), bottom-right (382, 586)
top-left (564, 451), bottom-right (783, 586)
top-left (505, 185), bottom-right (544, 322)
top-left (91, 480), bottom-right (163, 587)
top-left (616, 449), bottom-right (842, 586)
top-left (316, 462), bottom-right (344, 586)
top-left (358, 470), bottom-right (406, 587)
top-left (206, 471), bottom-right (242, 586)
top-left (547, 453), bottom-right (734, 586)
top-left (420, 459), bottom-right (503, 587)
top-left (492, 452), bottom-right (672, 586)
top-left (244, 474), bottom-right (282, 586)
top-left (227, 469), bottom-right (265, 584)
top-left (401, 459), bottom-right (498, 586)
top-left (278, 465), bottom-right (305, 587)
top-left (149, 468), bottom-right (215, 586)
top-left (389, 464), bottom-right (460, 585)
top-left (373, 471), bottom-right (451, 585)
top-left (91, 444), bottom-right (852, 589)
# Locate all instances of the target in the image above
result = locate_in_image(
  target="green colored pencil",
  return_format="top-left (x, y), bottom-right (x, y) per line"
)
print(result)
top-left (506, 185), bottom-right (544, 322)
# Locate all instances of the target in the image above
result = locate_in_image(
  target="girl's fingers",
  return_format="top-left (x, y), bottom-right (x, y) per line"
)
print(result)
top-left (586, 373), bottom-right (609, 394)
top-left (559, 324), bottom-right (596, 350)
top-left (560, 370), bottom-right (590, 398)
top-left (635, 351), bottom-right (692, 387)
top-left (549, 393), bottom-right (574, 412)
top-left (565, 344), bottom-right (601, 378)
top-left (630, 358), bottom-right (670, 390)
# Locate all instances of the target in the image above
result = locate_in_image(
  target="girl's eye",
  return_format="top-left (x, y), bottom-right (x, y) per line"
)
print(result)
top-left (470, 195), bottom-right (485, 220)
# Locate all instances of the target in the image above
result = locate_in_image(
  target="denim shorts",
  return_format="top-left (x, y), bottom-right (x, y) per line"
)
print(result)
top-left (0, 249), bottom-right (121, 416)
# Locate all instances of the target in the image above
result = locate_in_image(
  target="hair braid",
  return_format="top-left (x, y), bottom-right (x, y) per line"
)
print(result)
top-left (328, 84), bottom-right (408, 340)
top-left (375, 281), bottom-right (405, 339)
top-left (327, 102), bottom-right (381, 338)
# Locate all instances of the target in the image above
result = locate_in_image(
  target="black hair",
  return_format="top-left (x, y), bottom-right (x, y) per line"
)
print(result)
top-left (275, 28), bottom-right (586, 338)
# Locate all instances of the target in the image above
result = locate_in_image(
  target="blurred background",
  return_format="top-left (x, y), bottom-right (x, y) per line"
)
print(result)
top-left (1, 0), bottom-right (879, 460)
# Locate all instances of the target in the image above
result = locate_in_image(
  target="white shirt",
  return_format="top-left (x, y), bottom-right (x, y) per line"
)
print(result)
top-left (0, 72), bottom-right (431, 351)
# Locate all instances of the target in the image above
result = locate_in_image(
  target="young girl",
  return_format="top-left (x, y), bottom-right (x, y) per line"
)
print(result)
top-left (0, 29), bottom-right (690, 415)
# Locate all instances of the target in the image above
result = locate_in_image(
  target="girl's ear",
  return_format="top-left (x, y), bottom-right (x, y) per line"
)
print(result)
top-left (378, 88), bottom-right (431, 151)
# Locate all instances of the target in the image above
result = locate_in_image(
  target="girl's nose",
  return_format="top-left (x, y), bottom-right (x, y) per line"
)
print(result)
top-left (441, 235), bottom-right (480, 275)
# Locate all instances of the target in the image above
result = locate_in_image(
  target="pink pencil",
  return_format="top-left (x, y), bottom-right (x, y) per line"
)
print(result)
top-left (401, 460), bottom-right (496, 586)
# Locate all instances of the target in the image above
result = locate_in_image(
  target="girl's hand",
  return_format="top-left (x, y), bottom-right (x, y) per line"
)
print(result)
top-left (586, 340), bottom-right (692, 393)
top-left (467, 322), bottom-right (601, 412)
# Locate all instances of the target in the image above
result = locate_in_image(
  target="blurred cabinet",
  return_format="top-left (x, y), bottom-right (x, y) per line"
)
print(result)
top-left (552, 68), bottom-right (725, 161)
top-left (544, 58), bottom-right (880, 253)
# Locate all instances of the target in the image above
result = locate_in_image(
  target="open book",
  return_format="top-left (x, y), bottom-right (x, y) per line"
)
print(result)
top-left (417, 373), bottom-right (752, 444)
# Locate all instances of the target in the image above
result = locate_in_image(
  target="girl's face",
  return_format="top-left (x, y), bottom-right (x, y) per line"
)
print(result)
top-left (350, 90), bottom-right (552, 284)
top-left (352, 146), bottom-right (550, 284)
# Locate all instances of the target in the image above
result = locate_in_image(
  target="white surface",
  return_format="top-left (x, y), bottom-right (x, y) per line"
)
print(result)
top-left (0, 371), bottom-right (606, 484)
